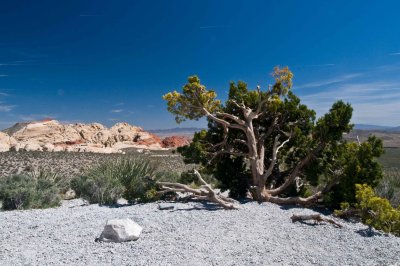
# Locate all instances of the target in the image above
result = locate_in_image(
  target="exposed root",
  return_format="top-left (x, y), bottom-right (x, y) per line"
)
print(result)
top-left (291, 214), bottom-right (343, 228)
top-left (156, 170), bottom-right (239, 210)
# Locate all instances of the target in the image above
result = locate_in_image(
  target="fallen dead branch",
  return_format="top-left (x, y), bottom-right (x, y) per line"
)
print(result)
top-left (291, 214), bottom-right (343, 228)
top-left (156, 170), bottom-right (239, 210)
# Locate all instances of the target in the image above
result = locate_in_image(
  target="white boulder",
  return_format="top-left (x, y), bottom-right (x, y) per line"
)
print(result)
top-left (97, 218), bottom-right (143, 243)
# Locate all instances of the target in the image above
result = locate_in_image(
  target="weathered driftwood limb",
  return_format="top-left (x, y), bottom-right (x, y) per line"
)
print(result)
top-left (156, 170), bottom-right (239, 210)
top-left (291, 214), bottom-right (343, 228)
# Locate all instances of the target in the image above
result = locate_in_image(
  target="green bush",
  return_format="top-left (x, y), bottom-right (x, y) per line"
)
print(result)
top-left (323, 136), bottom-right (384, 209)
top-left (337, 184), bottom-right (400, 236)
top-left (72, 157), bottom-right (159, 204)
top-left (357, 184), bottom-right (400, 236)
top-left (0, 172), bottom-right (61, 210)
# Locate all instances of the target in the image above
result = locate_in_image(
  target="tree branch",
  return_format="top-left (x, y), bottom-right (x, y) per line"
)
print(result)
top-left (262, 135), bottom-right (290, 182)
top-left (267, 142), bottom-right (325, 196)
top-left (202, 108), bottom-right (246, 132)
top-left (156, 170), bottom-right (239, 210)
top-left (215, 112), bottom-right (245, 126)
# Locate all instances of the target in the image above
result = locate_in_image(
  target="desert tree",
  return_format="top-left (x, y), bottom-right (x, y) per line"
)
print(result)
top-left (162, 67), bottom-right (382, 207)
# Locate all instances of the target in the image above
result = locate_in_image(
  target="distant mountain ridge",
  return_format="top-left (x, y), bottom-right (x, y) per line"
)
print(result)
top-left (354, 124), bottom-right (400, 132)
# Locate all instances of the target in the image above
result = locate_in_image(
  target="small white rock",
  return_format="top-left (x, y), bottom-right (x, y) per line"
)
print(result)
top-left (97, 218), bottom-right (142, 243)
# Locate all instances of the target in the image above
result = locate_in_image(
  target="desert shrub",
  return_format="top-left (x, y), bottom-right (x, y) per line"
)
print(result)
top-left (117, 158), bottom-right (158, 202)
top-left (0, 172), bottom-right (61, 210)
top-left (375, 168), bottom-right (400, 207)
top-left (71, 161), bottom-right (125, 205)
top-left (336, 184), bottom-right (400, 236)
top-left (72, 157), bottom-right (159, 204)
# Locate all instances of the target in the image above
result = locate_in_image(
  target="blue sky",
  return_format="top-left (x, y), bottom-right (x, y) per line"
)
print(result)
top-left (1, 0), bottom-right (400, 129)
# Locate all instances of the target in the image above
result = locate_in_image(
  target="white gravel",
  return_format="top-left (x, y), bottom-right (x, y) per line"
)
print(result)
top-left (0, 199), bottom-right (399, 266)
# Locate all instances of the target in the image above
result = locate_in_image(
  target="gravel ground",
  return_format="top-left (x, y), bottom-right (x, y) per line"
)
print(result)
top-left (0, 199), bottom-right (399, 266)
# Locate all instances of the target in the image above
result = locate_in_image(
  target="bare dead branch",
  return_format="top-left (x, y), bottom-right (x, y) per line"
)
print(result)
top-left (291, 214), bottom-right (343, 228)
top-left (267, 191), bottom-right (323, 206)
top-left (156, 170), bottom-right (239, 210)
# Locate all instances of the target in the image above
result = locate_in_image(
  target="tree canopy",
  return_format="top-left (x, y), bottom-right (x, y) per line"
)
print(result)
top-left (163, 67), bottom-right (383, 208)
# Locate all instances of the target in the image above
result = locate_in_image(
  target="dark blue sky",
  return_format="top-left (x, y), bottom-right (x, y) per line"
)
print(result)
top-left (1, 0), bottom-right (400, 129)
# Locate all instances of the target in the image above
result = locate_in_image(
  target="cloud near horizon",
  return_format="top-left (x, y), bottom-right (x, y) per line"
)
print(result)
top-left (299, 80), bottom-right (400, 126)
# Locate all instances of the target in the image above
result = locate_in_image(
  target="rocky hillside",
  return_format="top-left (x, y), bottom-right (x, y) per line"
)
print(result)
top-left (0, 120), bottom-right (188, 153)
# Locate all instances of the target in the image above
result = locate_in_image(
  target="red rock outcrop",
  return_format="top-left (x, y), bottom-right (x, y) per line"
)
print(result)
top-left (161, 136), bottom-right (191, 148)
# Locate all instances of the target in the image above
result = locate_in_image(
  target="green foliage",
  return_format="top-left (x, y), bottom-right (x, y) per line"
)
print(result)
top-left (213, 156), bottom-right (250, 198)
top-left (72, 157), bottom-right (158, 205)
top-left (163, 76), bottom-right (221, 123)
top-left (323, 136), bottom-right (384, 209)
top-left (0, 171), bottom-right (61, 210)
top-left (347, 184), bottom-right (400, 236)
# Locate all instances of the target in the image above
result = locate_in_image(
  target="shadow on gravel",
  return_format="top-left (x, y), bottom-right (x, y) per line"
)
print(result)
top-left (355, 228), bottom-right (384, 237)
top-left (171, 201), bottom-right (223, 212)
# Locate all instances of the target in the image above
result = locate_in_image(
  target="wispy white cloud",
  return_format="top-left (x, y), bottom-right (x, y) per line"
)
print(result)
top-left (110, 109), bottom-right (123, 113)
top-left (389, 52), bottom-right (400, 56)
top-left (300, 81), bottom-right (400, 126)
top-left (0, 63), bottom-right (20, 66)
top-left (0, 104), bottom-right (15, 112)
top-left (296, 73), bottom-right (363, 89)
top-left (0, 74), bottom-right (9, 77)
top-left (114, 102), bottom-right (124, 106)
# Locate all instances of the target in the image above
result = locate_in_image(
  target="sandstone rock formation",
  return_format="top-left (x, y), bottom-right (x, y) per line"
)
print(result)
top-left (1, 120), bottom-right (189, 153)
top-left (161, 136), bottom-right (191, 148)
top-left (97, 218), bottom-right (143, 243)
